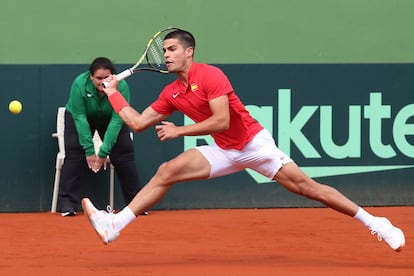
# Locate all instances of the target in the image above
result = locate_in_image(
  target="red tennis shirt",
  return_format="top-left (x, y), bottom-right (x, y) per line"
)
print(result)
top-left (151, 62), bottom-right (263, 150)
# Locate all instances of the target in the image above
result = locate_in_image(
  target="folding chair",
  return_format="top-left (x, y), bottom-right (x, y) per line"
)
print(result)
top-left (50, 107), bottom-right (114, 213)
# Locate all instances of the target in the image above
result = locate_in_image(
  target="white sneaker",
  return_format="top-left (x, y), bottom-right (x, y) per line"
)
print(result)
top-left (370, 217), bottom-right (405, 252)
top-left (82, 198), bottom-right (119, 244)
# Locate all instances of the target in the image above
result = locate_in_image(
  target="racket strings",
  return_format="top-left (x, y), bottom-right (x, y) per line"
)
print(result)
top-left (147, 36), bottom-right (166, 70)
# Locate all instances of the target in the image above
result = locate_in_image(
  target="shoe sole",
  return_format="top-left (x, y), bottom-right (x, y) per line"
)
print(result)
top-left (81, 198), bottom-right (109, 245)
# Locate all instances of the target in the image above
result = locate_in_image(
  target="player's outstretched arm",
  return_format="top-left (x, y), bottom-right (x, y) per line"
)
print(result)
top-left (119, 105), bottom-right (167, 133)
top-left (102, 74), bottom-right (167, 132)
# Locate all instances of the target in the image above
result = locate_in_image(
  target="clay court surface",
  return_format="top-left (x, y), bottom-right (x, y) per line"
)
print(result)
top-left (1, 206), bottom-right (412, 275)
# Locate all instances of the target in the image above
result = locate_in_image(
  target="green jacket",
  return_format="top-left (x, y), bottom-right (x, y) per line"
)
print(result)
top-left (65, 71), bottom-right (130, 158)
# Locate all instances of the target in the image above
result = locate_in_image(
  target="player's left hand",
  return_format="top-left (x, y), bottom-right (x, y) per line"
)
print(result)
top-left (155, 121), bottom-right (179, 141)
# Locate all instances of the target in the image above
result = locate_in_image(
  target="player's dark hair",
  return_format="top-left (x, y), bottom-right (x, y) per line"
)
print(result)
top-left (89, 57), bottom-right (116, 75)
top-left (165, 29), bottom-right (196, 52)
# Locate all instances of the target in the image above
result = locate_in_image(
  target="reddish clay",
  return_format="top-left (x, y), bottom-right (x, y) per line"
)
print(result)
top-left (1, 207), bottom-right (412, 275)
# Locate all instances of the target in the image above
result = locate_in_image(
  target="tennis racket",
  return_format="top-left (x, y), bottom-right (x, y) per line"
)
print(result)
top-left (102, 27), bottom-right (181, 87)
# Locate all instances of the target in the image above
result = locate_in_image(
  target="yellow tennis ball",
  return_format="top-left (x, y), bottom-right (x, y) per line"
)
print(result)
top-left (9, 100), bottom-right (22, 114)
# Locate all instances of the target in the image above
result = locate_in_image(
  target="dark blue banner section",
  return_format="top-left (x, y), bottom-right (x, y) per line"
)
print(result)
top-left (0, 64), bottom-right (413, 211)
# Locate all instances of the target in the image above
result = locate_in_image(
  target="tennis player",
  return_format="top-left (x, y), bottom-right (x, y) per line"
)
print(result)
top-left (82, 29), bottom-right (405, 251)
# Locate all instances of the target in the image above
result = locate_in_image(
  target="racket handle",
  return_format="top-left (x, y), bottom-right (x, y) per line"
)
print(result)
top-left (116, 69), bottom-right (133, 80)
top-left (102, 69), bottom-right (133, 88)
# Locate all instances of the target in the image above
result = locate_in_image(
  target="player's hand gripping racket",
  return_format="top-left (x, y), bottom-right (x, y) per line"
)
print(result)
top-left (102, 27), bottom-right (180, 88)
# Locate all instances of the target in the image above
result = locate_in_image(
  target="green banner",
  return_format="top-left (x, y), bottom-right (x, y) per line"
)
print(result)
top-left (0, 64), bottom-right (413, 211)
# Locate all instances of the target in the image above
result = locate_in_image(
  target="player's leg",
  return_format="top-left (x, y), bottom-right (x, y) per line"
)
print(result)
top-left (82, 147), bottom-right (212, 244)
top-left (240, 129), bottom-right (404, 251)
top-left (273, 162), bottom-right (405, 251)
top-left (127, 148), bottom-right (211, 215)
top-left (274, 162), bottom-right (359, 215)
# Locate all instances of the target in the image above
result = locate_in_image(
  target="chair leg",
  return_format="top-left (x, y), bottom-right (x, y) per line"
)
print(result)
top-left (109, 163), bottom-right (115, 209)
top-left (51, 168), bottom-right (61, 213)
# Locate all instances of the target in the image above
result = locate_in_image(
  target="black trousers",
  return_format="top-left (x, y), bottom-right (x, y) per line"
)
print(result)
top-left (58, 111), bottom-right (143, 212)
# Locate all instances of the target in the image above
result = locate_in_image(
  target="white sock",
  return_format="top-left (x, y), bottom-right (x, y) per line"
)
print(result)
top-left (354, 207), bottom-right (375, 228)
top-left (113, 206), bottom-right (136, 232)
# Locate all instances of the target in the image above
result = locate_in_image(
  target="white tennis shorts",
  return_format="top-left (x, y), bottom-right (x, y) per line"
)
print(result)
top-left (195, 129), bottom-right (292, 180)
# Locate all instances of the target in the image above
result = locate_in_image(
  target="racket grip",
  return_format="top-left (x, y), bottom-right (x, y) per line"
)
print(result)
top-left (116, 69), bottom-right (133, 80)
top-left (102, 69), bottom-right (133, 88)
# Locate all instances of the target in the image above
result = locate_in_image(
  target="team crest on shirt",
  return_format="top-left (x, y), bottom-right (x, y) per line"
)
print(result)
top-left (191, 83), bottom-right (198, 92)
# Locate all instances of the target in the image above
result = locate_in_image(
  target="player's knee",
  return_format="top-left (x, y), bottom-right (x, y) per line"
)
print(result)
top-left (155, 161), bottom-right (177, 184)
